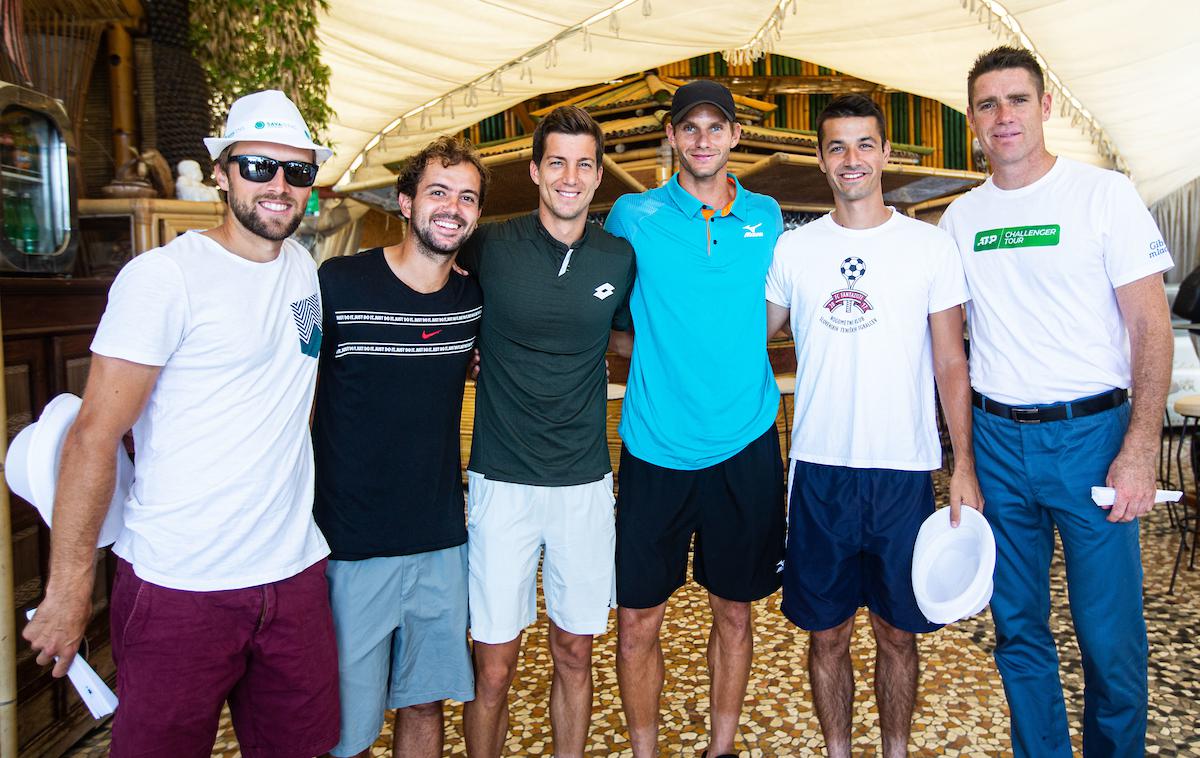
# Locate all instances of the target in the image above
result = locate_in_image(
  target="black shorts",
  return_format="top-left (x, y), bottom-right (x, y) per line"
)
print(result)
top-left (615, 425), bottom-right (786, 608)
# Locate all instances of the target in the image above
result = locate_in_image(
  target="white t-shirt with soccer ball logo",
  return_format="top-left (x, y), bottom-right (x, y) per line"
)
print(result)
top-left (766, 210), bottom-right (969, 471)
top-left (938, 157), bottom-right (1172, 406)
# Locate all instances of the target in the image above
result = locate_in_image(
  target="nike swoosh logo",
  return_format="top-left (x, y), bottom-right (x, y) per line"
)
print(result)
top-left (421, 330), bottom-right (443, 339)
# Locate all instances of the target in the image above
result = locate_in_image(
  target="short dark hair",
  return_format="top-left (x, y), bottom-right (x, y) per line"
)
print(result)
top-left (815, 94), bottom-right (888, 150)
top-left (531, 105), bottom-right (604, 166)
top-left (215, 145), bottom-right (234, 203)
top-left (967, 46), bottom-right (1045, 105)
top-left (395, 135), bottom-right (490, 207)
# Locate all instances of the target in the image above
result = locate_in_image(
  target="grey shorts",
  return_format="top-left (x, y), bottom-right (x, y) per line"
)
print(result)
top-left (326, 544), bottom-right (474, 757)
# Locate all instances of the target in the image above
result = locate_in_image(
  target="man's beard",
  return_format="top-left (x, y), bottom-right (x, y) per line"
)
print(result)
top-left (411, 212), bottom-right (468, 259)
top-left (229, 191), bottom-right (305, 241)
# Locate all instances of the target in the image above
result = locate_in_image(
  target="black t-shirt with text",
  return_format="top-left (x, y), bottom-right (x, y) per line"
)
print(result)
top-left (313, 248), bottom-right (481, 560)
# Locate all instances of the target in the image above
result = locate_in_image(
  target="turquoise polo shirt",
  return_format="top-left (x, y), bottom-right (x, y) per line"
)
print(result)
top-left (606, 173), bottom-right (782, 470)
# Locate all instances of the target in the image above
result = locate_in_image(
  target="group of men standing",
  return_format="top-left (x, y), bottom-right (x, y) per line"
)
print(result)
top-left (23, 43), bottom-right (1171, 758)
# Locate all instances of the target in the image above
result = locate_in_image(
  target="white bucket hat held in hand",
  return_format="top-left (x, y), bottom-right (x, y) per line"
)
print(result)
top-left (911, 505), bottom-right (996, 625)
top-left (203, 89), bottom-right (333, 164)
top-left (5, 393), bottom-right (132, 548)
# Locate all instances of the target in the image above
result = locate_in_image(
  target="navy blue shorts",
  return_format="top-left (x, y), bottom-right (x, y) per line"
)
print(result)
top-left (782, 460), bottom-right (941, 634)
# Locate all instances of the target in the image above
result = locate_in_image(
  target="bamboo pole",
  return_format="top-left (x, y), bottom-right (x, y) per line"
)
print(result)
top-left (908, 95), bottom-right (916, 154)
top-left (106, 22), bottom-right (136, 168)
top-left (0, 298), bottom-right (18, 758)
top-left (931, 103), bottom-right (940, 166)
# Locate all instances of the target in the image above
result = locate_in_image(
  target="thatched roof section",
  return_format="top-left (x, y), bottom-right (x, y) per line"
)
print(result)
top-left (530, 73), bottom-right (776, 123)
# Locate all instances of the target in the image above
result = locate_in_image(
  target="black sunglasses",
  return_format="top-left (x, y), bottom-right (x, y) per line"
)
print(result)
top-left (227, 154), bottom-right (319, 187)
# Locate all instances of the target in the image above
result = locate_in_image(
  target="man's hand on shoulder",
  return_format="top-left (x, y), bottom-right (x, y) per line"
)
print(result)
top-left (24, 583), bottom-right (94, 677)
top-left (1104, 446), bottom-right (1157, 523)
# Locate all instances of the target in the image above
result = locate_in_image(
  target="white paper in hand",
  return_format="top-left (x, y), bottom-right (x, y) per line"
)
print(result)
top-left (25, 608), bottom-right (119, 718)
top-left (1090, 486), bottom-right (1183, 507)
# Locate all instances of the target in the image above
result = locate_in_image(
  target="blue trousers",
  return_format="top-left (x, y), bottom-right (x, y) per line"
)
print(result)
top-left (973, 402), bottom-right (1147, 758)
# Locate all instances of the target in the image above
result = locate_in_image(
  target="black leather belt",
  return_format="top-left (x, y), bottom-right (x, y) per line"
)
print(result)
top-left (972, 388), bottom-right (1128, 424)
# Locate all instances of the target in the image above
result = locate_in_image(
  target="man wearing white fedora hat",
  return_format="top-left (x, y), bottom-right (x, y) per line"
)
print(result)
top-left (22, 90), bottom-right (340, 757)
top-left (766, 94), bottom-right (982, 758)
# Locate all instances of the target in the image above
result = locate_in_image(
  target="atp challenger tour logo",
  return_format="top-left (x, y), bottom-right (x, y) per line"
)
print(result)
top-left (974, 224), bottom-right (1061, 251)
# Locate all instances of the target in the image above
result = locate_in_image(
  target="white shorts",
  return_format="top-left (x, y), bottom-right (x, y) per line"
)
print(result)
top-left (466, 471), bottom-right (616, 644)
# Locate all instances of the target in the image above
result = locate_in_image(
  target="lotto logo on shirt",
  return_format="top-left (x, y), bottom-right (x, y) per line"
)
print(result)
top-left (974, 225), bottom-right (1060, 251)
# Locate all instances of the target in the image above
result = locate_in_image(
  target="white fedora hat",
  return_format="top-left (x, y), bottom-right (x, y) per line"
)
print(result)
top-left (5, 393), bottom-right (131, 547)
top-left (203, 89), bottom-right (333, 164)
top-left (911, 506), bottom-right (996, 625)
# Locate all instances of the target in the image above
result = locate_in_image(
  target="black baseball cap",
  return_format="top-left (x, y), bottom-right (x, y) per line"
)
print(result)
top-left (670, 80), bottom-right (737, 124)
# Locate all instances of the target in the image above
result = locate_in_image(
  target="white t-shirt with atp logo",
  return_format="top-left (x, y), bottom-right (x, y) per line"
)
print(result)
top-left (766, 210), bottom-right (969, 471)
top-left (939, 157), bottom-right (1172, 406)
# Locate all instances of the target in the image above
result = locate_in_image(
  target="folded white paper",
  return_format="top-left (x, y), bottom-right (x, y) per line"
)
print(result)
top-left (25, 608), bottom-right (119, 718)
top-left (1090, 486), bottom-right (1183, 507)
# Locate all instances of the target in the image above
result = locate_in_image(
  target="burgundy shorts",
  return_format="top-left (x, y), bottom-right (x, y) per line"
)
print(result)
top-left (109, 558), bottom-right (340, 758)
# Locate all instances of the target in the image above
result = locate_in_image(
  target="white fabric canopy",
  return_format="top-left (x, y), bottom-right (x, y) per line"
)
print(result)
top-left (317, 0), bottom-right (1200, 206)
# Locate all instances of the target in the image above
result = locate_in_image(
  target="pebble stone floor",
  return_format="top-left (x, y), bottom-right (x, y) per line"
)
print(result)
top-left (66, 493), bottom-right (1199, 756)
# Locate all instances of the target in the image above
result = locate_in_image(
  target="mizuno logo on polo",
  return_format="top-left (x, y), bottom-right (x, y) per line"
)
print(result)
top-left (593, 283), bottom-right (615, 300)
top-left (743, 223), bottom-right (764, 238)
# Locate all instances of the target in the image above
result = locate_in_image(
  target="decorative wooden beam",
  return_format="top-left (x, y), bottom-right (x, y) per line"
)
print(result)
top-left (106, 22), bottom-right (137, 168)
top-left (712, 75), bottom-right (891, 97)
top-left (511, 101), bottom-right (535, 133)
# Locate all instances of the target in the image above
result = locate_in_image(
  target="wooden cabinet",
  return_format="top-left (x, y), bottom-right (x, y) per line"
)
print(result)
top-left (3, 199), bottom-right (224, 755)
top-left (2, 278), bottom-right (114, 756)
top-left (79, 197), bottom-right (225, 255)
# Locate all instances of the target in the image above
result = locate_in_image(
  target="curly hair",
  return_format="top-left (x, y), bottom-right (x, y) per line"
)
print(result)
top-left (395, 135), bottom-right (491, 208)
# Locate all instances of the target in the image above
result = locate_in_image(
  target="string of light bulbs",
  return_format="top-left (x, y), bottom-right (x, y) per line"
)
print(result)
top-left (335, 0), bottom-right (651, 188)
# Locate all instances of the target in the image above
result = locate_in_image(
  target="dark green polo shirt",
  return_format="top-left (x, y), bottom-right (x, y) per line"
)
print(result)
top-left (459, 213), bottom-right (635, 486)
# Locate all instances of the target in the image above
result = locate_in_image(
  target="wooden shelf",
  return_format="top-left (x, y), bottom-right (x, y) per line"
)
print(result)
top-left (79, 197), bottom-right (225, 255)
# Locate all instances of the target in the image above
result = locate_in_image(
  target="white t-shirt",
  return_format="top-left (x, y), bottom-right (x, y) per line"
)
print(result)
top-left (91, 231), bottom-right (328, 591)
top-left (939, 157), bottom-right (1172, 405)
top-left (766, 211), bottom-right (969, 471)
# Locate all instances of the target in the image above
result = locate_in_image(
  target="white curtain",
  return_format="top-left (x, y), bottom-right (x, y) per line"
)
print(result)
top-left (1152, 177), bottom-right (1200, 283)
top-left (316, 198), bottom-right (371, 263)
